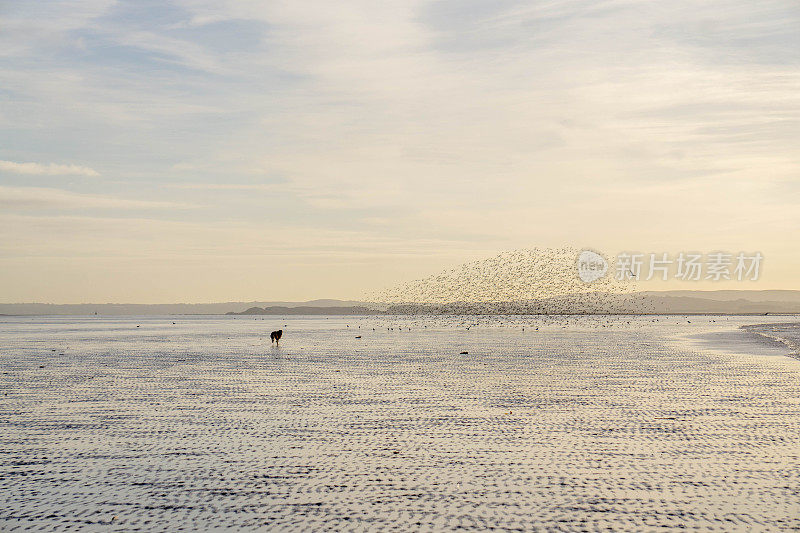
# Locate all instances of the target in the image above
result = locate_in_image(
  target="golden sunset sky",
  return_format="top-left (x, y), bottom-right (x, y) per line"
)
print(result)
top-left (1, 1), bottom-right (798, 302)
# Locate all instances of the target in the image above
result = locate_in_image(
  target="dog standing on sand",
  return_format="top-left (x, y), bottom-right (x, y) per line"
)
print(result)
top-left (270, 329), bottom-right (283, 345)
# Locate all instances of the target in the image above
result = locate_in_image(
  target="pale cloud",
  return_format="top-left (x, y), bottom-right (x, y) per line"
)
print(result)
top-left (0, 186), bottom-right (191, 210)
top-left (167, 183), bottom-right (279, 191)
top-left (0, 213), bottom-right (462, 258)
top-left (0, 159), bottom-right (100, 177)
top-left (0, 212), bottom-right (487, 302)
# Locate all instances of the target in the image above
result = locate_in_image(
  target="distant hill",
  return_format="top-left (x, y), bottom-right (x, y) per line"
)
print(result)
top-left (228, 306), bottom-right (383, 316)
top-left (2, 291), bottom-right (799, 316)
top-left (641, 290), bottom-right (800, 303)
top-left (637, 291), bottom-right (800, 314)
top-left (0, 300), bottom-right (374, 316)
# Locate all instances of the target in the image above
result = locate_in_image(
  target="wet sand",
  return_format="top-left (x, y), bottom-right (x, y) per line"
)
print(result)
top-left (1, 315), bottom-right (799, 531)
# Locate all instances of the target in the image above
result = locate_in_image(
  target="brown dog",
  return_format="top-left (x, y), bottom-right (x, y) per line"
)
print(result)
top-left (270, 329), bottom-right (283, 345)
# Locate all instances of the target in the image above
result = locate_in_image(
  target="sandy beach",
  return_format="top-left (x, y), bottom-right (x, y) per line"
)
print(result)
top-left (1, 315), bottom-right (799, 531)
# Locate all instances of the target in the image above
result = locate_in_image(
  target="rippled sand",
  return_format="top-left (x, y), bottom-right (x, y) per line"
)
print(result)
top-left (2, 315), bottom-right (800, 531)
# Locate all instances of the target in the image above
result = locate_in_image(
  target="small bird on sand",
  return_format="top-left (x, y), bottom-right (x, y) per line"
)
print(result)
top-left (270, 329), bottom-right (283, 345)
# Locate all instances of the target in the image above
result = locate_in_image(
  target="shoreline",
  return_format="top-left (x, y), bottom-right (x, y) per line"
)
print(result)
top-left (681, 324), bottom-right (799, 360)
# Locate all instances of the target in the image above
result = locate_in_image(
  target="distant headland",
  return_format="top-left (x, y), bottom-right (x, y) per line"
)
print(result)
top-left (227, 306), bottom-right (383, 316)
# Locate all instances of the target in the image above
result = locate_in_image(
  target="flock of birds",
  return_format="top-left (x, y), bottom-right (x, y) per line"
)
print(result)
top-left (341, 313), bottom-right (716, 335)
top-left (369, 247), bottom-right (656, 315)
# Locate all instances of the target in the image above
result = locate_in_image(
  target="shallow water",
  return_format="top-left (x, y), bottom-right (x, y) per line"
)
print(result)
top-left (741, 322), bottom-right (800, 358)
top-left (2, 315), bottom-right (800, 531)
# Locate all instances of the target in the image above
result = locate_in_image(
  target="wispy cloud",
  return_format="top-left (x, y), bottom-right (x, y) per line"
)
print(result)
top-left (0, 159), bottom-right (100, 177)
top-left (167, 183), bottom-right (279, 191)
top-left (0, 186), bottom-right (190, 210)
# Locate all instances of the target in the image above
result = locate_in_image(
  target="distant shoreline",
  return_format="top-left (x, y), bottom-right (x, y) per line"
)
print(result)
top-left (3, 291), bottom-right (800, 316)
top-left (3, 312), bottom-right (800, 318)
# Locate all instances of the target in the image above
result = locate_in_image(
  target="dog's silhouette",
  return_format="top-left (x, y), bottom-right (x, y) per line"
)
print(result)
top-left (270, 329), bottom-right (283, 345)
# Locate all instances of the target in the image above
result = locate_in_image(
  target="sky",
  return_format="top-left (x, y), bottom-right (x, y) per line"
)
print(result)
top-left (1, 0), bottom-right (798, 303)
